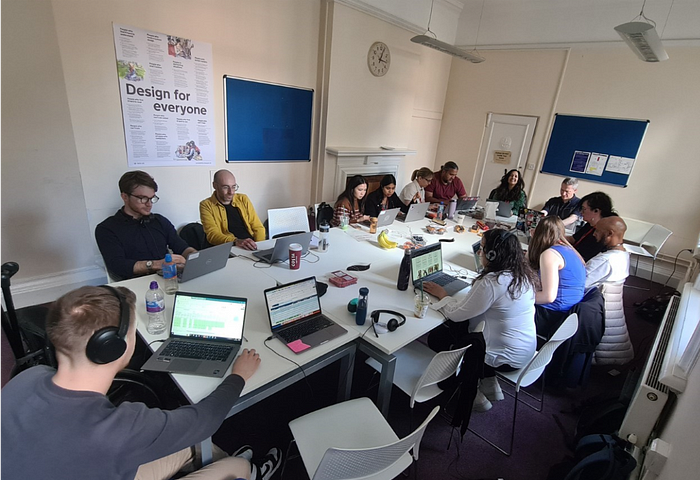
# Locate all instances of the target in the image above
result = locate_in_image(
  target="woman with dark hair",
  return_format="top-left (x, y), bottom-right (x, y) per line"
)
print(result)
top-left (331, 175), bottom-right (370, 227)
top-left (568, 191), bottom-right (617, 262)
top-left (488, 169), bottom-right (527, 215)
top-left (399, 167), bottom-right (434, 205)
top-left (364, 175), bottom-right (410, 218)
top-left (423, 229), bottom-right (537, 412)
top-left (528, 216), bottom-right (585, 336)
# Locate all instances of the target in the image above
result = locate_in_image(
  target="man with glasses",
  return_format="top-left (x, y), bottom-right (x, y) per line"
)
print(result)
top-left (199, 169), bottom-right (265, 251)
top-left (95, 171), bottom-right (196, 280)
top-left (541, 177), bottom-right (582, 227)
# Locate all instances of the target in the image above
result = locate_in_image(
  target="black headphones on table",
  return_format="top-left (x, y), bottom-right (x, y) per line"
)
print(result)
top-left (484, 230), bottom-right (515, 262)
top-left (370, 309), bottom-right (406, 334)
top-left (86, 285), bottom-right (130, 364)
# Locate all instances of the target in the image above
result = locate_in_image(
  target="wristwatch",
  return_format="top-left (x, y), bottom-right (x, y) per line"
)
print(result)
top-left (145, 260), bottom-right (153, 272)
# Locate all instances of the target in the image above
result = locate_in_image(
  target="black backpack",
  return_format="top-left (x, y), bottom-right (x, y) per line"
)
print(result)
top-left (563, 434), bottom-right (636, 480)
top-left (316, 202), bottom-right (334, 229)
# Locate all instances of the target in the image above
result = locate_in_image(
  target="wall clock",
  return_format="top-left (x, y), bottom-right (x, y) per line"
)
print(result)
top-left (368, 41), bottom-right (390, 77)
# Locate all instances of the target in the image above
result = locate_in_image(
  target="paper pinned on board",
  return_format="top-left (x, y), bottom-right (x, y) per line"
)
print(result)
top-left (606, 156), bottom-right (635, 175)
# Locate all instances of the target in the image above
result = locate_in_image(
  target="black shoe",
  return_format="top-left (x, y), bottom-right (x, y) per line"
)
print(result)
top-left (252, 447), bottom-right (282, 480)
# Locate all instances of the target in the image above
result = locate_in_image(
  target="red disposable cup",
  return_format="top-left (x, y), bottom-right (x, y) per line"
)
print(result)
top-left (289, 243), bottom-right (302, 270)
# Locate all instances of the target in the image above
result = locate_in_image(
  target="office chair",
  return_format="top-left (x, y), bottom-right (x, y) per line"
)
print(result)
top-left (623, 223), bottom-right (672, 290)
top-left (179, 222), bottom-right (212, 250)
top-left (286, 397), bottom-right (439, 480)
top-left (267, 206), bottom-right (312, 239)
top-left (468, 313), bottom-right (579, 456)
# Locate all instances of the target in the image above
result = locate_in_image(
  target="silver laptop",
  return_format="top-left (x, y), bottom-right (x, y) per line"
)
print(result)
top-left (497, 201), bottom-right (512, 217)
top-left (411, 242), bottom-right (470, 296)
top-left (401, 202), bottom-right (431, 223)
top-left (375, 208), bottom-right (401, 228)
top-left (141, 291), bottom-right (246, 377)
top-left (252, 232), bottom-right (313, 264)
top-left (178, 241), bottom-right (233, 282)
top-left (264, 276), bottom-right (347, 354)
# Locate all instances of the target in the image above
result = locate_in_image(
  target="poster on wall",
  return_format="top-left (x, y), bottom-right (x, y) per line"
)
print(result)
top-left (113, 24), bottom-right (215, 167)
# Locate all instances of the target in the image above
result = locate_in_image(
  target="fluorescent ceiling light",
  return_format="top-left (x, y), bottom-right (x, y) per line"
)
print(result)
top-left (615, 21), bottom-right (669, 62)
top-left (411, 35), bottom-right (485, 63)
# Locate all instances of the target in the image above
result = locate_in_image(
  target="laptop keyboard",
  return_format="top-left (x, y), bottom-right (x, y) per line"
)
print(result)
top-left (278, 316), bottom-right (333, 342)
top-left (160, 340), bottom-right (233, 362)
top-left (429, 273), bottom-right (459, 286)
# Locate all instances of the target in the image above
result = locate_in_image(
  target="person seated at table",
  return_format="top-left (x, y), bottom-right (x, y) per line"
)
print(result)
top-left (568, 191), bottom-right (618, 262)
top-left (95, 171), bottom-right (196, 281)
top-left (364, 175), bottom-right (410, 218)
top-left (399, 167), bottom-right (434, 205)
top-left (200, 169), bottom-right (266, 251)
top-left (425, 161), bottom-right (469, 203)
top-left (541, 177), bottom-right (582, 227)
top-left (1, 285), bottom-right (282, 480)
top-left (528, 216), bottom-right (586, 337)
top-left (585, 216), bottom-right (630, 289)
top-left (487, 169), bottom-right (527, 216)
top-left (331, 175), bottom-right (370, 227)
top-left (423, 229), bottom-right (537, 412)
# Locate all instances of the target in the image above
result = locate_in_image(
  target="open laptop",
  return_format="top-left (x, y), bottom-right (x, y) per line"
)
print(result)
top-left (141, 291), bottom-right (246, 377)
top-left (178, 241), bottom-right (233, 282)
top-left (400, 202), bottom-right (431, 223)
top-left (496, 201), bottom-right (512, 217)
top-left (252, 232), bottom-right (313, 264)
top-left (375, 207), bottom-right (401, 228)
top-left (410, 243), bottom-right (470, 296)
top-left (456, 196), bottom-right (479, 212)
top-left (264, 276), bottom-right (347, 354)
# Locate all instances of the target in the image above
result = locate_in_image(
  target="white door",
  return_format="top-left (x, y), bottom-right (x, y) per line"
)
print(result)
top-left (472, 113), bottom-right (537, 204)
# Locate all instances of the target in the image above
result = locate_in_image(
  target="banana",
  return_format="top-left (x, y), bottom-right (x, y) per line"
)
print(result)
top-left (377, 229), bottom-right (398, 249)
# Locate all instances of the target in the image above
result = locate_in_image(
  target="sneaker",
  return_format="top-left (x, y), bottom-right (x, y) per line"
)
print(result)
top-left (232, 444), bottom-right (254, 462)
top-left (473, 390), bottom-right (492, 412)
top-left (480, 376), bottom-right (504, 402)
top-left (251, 447), bottom-right (282, 480)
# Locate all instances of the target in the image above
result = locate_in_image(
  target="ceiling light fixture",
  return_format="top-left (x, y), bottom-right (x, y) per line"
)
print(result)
top-left (411, 0), bottom-right (485, 63)
top-left (614, 0), bottom-right (669, 62)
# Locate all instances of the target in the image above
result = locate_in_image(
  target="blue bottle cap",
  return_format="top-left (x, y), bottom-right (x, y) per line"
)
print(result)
top-left (165, 253), bottom-right (172, 262)
top-left (149, 281), bottom-right (159, 289)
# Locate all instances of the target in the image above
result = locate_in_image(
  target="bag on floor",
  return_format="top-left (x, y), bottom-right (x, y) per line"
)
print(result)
top-left (563, 434), bottom-right (636, 480)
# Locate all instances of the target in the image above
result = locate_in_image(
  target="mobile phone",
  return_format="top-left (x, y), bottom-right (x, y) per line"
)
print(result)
top-left (412, 235), bottom-right (424, 242)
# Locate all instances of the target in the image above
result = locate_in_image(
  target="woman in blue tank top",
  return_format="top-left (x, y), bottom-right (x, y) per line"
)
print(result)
top-left (528, 216), bottom-right (586, 337)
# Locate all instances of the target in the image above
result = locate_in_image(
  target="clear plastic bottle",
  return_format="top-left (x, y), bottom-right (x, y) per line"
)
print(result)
top-left (437, 202), bottom-right (445, 220)
top-left (397, 249), bottom-right (411, 291)
top-left (162, 253), bottom-right (179, 294)
top-left (356, 287), bottom-right (369, 326)
top-left (145, 281), bottom-right (166, 335)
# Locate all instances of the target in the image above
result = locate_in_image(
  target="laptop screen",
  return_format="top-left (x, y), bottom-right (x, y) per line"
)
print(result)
top-left (265, 277), bottom-right (321, 330)
top-left (171, 292), bottom-right (246, 341)
top-left (410, 243), bottom-right (443, 282)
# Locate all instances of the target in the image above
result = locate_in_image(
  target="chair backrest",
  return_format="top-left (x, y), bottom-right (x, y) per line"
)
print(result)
top-left (178, 222), bottom-right (210, 250)
top-left (516, 313), bottom-right (579, 390)
top-left (312, 405), bottom-right (439, 480)
top-left (410, 345), bottom-right (471, 407)
top-left (267, 206), bottom-right (311, 239)
top-left (640, 224), bottom-right (672, 258)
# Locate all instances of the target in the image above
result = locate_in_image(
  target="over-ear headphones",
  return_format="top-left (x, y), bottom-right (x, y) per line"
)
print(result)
top-left (86, 285), bottom-right (130, 364)
top-left (485, 230), bottom-right (514, 262)
top-left (370, 309), bottom-right (406, 334)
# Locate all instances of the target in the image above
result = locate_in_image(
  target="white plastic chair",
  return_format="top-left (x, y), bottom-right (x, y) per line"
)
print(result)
top-left (623, 224), bottom-right (672, 289)
top-left (287, 397), bottom-right (439, 480)
top-left (469, 313), bottom-right (579, 456)
top-left (267, 206), bottom-right (311, 239)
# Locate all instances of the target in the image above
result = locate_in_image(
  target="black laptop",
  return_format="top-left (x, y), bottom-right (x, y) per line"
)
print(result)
top-left (264, 276), bottom-right (347, 354)
top-left (410, 243), bottom-right (470, 296)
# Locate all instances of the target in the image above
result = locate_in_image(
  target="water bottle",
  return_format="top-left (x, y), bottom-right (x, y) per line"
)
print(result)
top-left (145, 281), bottom-right (166, 335)
top-left (318, 222), bottom-right (330, 253)
top-left (397, 249), bottom-right (411, 291)
top-left (448, 198), bottom-right (457, 220)
top-left (437, 202), bottom-right (445, 220)
top-left (356, 287), bottom-right (369, 326)
top-left (162, 253), bottom-right (179, 294)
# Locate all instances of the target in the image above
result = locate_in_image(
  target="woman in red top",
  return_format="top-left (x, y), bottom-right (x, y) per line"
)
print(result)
top-left (332, 175), bottom-right (370, 227)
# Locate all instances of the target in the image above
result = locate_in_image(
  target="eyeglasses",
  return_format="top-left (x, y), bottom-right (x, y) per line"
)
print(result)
top-left (128, 193), bottom-right (159, 204)
top-left (218, 184), bottom-right (239, 193)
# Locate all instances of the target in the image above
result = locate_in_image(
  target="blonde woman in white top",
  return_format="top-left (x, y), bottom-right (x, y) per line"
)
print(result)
top-left (399, 167), bottom-right (433, 205)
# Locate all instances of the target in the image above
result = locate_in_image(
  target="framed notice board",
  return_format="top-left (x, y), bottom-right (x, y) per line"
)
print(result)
top-left (541, 114), bottom-right (649, 187)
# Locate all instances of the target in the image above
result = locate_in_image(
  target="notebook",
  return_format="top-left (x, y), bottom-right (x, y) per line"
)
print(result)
top-left (401, 202), bottom-right (431, 223)
top-left (375, 208), bottom-right (401, 228)
top-left (252, 232), bottom-right (313, 264)
top-left (178, 241), bottom-right (233, 282)
top-left (141, 291), bottom-right (246, 377)
top-left (264, 276), bottom-right (347, 354)
top-left (410, 243), bottom-right (470, 296)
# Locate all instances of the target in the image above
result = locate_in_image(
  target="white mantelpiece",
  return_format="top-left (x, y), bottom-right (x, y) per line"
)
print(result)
top-left (326, 146), bottom-right (416, 198)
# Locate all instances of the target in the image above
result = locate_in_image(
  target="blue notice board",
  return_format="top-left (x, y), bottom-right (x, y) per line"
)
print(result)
top-left (541, 114), bottom-right (649, 187)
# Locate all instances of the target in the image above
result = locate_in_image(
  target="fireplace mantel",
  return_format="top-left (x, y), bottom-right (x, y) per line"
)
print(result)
top-left (326, 147), bottom-right (417, 157)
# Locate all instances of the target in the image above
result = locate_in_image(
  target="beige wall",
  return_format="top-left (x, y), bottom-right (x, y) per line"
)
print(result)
top-left (438, 46), bottom-right (700, 258)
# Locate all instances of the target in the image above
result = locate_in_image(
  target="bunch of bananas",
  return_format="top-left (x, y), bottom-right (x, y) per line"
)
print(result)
top-left (377, 229), bottom-right (398, 249)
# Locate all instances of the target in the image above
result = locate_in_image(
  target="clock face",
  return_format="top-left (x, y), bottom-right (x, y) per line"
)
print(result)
top-left (368, 41), bottom-right (390, 77)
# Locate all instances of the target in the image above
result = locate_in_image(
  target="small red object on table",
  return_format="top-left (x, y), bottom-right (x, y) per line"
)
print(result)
top-left (329, 270), bottom-right (358, 288)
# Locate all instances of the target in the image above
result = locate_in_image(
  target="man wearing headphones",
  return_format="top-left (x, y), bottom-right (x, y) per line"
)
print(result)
top-left (96, 171), bottom-right (197, 281)
top-left (1, 285), bottom-right (280, 480)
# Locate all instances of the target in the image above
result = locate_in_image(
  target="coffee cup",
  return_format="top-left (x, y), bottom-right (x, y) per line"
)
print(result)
top-left (288, 243), bottom-right (302, 270)
top-left (414, 292), bottom-right (430, 318)
top-left (455, 212), bottom-right (466, 225)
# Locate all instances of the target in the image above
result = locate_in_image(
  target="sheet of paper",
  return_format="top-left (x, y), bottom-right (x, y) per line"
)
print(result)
top-left (606, 155), bottom-right (635, 175)
top-left (570, 151), bottom-right (590, 173)
top-left (585, 153), bottom-right (608, 176)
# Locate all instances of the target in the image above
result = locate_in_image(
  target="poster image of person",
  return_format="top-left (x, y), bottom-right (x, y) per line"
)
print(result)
top-left (117, 60), bottom-right (145, 81)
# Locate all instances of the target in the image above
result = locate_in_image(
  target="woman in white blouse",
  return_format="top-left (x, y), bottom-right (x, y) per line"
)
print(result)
top-left (399, 167), bottom-right (434, 205)
top-left (423, 229), bottom-right (537, 412)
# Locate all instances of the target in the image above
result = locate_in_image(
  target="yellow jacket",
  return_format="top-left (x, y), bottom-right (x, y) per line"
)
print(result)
top-left (199, 193), bottom-right (266, 245)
